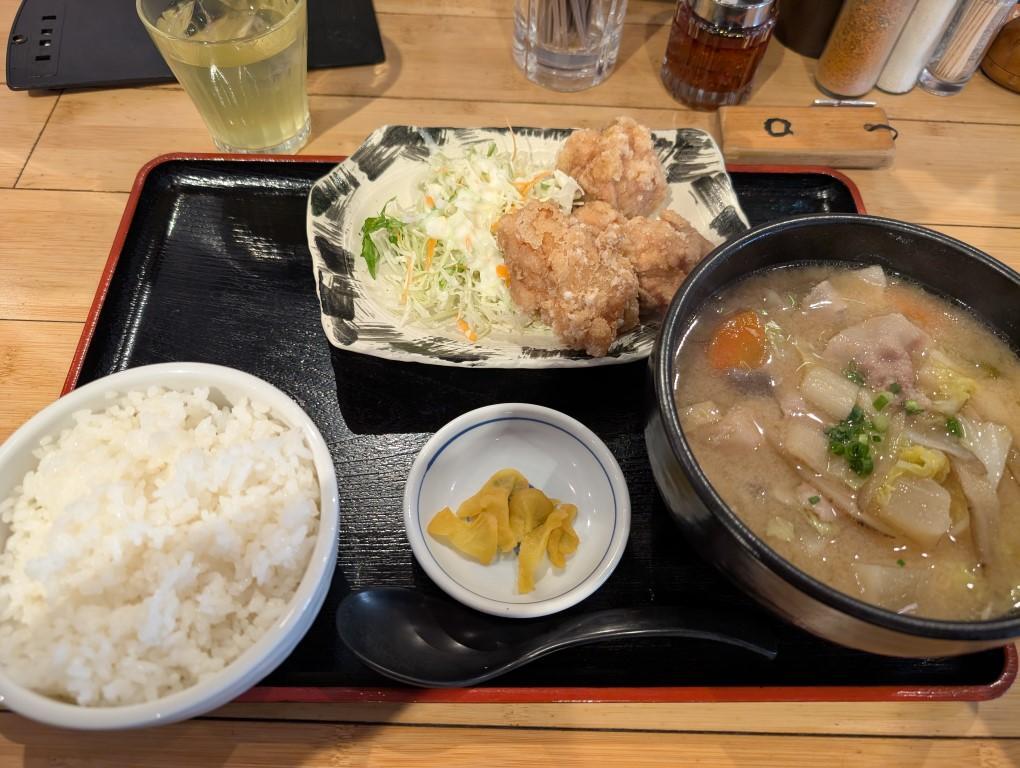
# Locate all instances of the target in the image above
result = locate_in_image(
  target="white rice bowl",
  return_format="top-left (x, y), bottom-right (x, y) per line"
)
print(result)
top-left (0, 363), bottom-right (339, 729)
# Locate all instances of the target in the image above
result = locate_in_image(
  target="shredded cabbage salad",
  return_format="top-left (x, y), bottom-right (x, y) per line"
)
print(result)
top-left (359, 141), bottom-right (581, 341)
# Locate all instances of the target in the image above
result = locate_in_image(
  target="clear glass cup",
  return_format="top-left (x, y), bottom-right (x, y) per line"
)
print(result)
top-left (513, 0), bottom-right (629, 91)
top-left (138, 0), bottom-right (311, 153)
top-left (919, 0), bottom-right (1015, 95)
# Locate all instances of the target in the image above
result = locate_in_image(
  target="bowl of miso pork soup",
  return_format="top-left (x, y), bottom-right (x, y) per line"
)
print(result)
top-left (646, 213), bottom-right (1020, 657)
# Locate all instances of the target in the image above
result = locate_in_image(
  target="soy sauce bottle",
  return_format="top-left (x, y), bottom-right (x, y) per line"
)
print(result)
top-left (661, 0), bottom-right (778, 110)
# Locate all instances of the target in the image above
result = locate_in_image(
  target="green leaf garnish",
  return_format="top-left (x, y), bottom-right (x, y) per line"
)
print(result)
top-left (359, 208), bottom-right (403, 279)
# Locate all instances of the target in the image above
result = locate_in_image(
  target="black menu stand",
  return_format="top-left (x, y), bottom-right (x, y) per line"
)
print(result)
top-left (6, 0), bottom-right (385, 91)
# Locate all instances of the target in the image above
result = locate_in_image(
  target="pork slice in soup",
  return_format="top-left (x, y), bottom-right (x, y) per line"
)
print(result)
top-left (674, 264), bottom-right (1020, 621)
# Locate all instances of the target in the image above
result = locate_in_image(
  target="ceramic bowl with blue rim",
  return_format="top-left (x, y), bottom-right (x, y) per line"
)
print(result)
top-left (403, 403), bottom-right (631, 618)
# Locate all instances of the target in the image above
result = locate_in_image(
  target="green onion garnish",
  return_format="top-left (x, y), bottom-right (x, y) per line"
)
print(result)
top-left (808, 495), bottom-right (820, 505)
top-left (905, 400), bottom-right (922, 415)
top-left (825, 405), bottom-right (881, 476)
top-left (889, 382), bottom-right (902, 394)
top-left (873, 393), bottom-right (890, 411)
top-left (946, 417), bottom-right (963, 438)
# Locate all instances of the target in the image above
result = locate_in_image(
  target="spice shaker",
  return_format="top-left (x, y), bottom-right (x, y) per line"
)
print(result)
top-left (774, 0), bottom-right (844, 58)
top-left (661, 0), bottom-right (778, 110)
top-left (815, 0), bottom-right (919, 98)
top-left (877, 0), bottom-right (962, 93)
top-left (920, 0), bottom-right (1016, 95)
top-left (982, 14), bottom-right (1020, 93)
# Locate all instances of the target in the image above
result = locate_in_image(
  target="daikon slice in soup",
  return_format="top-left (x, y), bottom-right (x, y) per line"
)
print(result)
top-left (674, 264), bottom-right (1020, 620)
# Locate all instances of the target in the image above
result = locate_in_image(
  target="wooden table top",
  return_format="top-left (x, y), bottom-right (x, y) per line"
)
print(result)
top-left (2, 1), bottom-right (1020, 764)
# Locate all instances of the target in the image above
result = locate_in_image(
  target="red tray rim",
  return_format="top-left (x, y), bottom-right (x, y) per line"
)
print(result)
top-left (62, 151), bottom-right (1016, 706)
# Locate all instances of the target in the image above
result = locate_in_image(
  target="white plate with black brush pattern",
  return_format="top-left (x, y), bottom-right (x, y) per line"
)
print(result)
top-left (306, 125), bottom-right (748, 369)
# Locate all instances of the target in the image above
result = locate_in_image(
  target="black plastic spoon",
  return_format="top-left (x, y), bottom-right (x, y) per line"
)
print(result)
top-left (336, 587), bottom-right (778, 687)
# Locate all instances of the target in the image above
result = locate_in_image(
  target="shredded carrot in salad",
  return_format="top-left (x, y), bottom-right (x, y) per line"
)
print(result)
top-left (425, 238), bottom-right (437, 271)
top-left (513, 171), bottom-right (554, 199)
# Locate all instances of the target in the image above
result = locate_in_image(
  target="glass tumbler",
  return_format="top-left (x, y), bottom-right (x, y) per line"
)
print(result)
top-left (513, 0), bottom-right (629, 91)
top-left (138, 0), bottom-right (311, 153)
top-left (919, 0), bottom-right (1016, 95)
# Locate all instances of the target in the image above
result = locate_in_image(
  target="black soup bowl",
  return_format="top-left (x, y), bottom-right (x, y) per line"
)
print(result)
top-left (646, 213), bottom-right (1020, 658)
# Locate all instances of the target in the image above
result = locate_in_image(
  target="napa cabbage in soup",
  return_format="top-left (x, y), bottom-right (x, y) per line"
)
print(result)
top-left (674, 264), bottom-right (1020, 620)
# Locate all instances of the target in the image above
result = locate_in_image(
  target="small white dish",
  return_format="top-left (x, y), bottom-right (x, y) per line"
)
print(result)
top-left (0, 363), bottom-right (340, 730)
top-left (403, 403), bottom-right (630, 618)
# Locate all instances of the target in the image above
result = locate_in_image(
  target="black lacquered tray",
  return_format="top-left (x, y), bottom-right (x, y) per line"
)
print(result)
top-left (65, 154), bottom-right (1014, 703)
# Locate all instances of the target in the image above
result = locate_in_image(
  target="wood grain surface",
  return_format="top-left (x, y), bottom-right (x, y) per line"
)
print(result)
top-left (0, 0), bottom-right (21, 84)
top-left (16, 89), bottom-right (714, 192)
top-left (0, 713), bottom-right (1018, 767)
top-left (0, 320), bottom-right (81, 437)
top-left (212, 690), bottom-right (1020, 738)
top-left (0, 190), bottom-right (126, 320)
top-left (720, 106), bottom-right (896, 168)
top-left (0, 90), bottom-right (57, 188)
top-left (0, 1), bottom-right (1019, 764)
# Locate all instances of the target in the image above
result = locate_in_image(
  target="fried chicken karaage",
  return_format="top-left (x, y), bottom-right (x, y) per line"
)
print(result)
top-left (571, 200), bottom-right (625, 230)
top-left (620, 212), bottom-right (713, 314)
top-left (490, 117), bottom-right (717, 355)
top-left (571, 204), bottom-right (713, 316)
top-left (495, 201), bottom-right (639, 357)
top-left (556, 116), bottom-right (667, 218)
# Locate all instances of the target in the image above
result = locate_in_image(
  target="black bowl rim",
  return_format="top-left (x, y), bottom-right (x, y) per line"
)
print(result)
top-left (655, 212), bottom-right (1020, 641)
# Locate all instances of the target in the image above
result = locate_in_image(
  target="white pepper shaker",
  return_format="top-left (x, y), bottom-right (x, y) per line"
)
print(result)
top-left (878, 0), bottom-right (962, 93)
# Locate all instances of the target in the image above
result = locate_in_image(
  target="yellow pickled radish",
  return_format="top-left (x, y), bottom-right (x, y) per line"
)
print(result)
top-left (426, 507), bottom-right (498, 565)
top-left (486, 468), bottom-right (530, 493)
top-left (509, 487), bottom-right (555, 544)
top-left (518, 508), bottom-right (569, 593)
top-left (456, 485), bottom-right (516, 552)
top-left (426, 468), bottom-right (581, 593)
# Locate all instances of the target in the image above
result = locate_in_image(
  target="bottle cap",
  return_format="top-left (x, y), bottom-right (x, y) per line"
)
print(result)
top-left (688, 0), bottom-right (775, 28)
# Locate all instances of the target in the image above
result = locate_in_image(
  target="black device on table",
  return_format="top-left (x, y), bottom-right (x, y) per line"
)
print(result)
top-left (5, 0), bottom-right (385, 91)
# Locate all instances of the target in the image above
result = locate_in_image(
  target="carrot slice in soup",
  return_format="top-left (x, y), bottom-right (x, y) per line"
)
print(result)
top-left (885, 284), bottom-right (940, 331)
top-left (708, 310), bottom-right (767, 370)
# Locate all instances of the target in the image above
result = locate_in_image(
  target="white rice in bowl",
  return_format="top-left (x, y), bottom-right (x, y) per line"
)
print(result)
top-left (0, 386), bottom-right (320, 707)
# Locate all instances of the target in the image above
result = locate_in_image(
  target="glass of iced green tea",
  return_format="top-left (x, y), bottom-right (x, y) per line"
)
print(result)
top-left (138, 0), bottom-right (310, 153)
